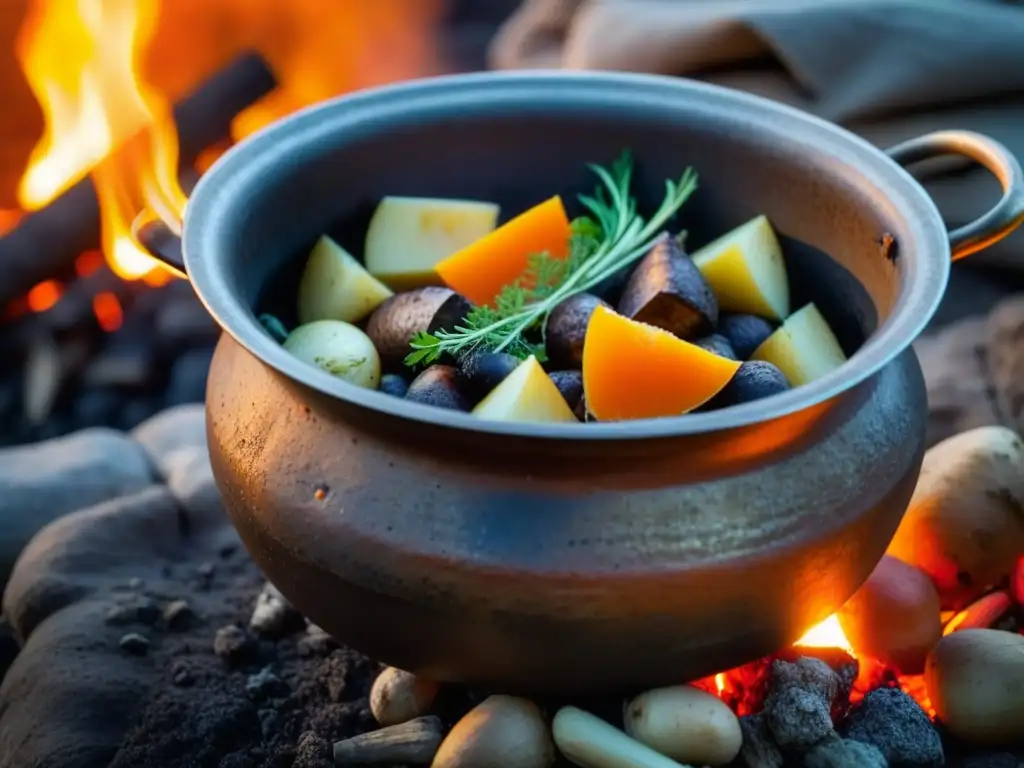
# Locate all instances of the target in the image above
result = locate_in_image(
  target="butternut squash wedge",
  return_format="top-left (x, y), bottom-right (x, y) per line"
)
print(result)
top-left (582, 306), bottom-right (741, 420)
top-left (436, 196), bottom-right (571, 306)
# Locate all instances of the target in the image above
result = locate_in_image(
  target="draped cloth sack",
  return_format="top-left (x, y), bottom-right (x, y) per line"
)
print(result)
top-left (489, 0), bottom-right (1024, 270)
top-left (488, 0), bottom-right (1024, 445)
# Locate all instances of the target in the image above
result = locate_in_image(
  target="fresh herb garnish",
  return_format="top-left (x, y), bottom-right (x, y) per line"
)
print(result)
top-left (405, 152), bottom-right (698, 366)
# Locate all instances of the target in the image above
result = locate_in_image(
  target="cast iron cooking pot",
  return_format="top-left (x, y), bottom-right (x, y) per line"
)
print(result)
top-left (154, 72), bottom-right (1024, 694)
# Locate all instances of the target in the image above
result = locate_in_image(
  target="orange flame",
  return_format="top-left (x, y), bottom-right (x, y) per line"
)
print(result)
top-left (793, 613), bottom-right (854, 654)
top-left (15, 0), bottom-right (186, 284)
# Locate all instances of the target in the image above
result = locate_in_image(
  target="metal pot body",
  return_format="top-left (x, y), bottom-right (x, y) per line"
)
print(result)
top-left (207, 335), bottom-right (925, 691)
top-left (177, 72), bottom-right (1024, 693)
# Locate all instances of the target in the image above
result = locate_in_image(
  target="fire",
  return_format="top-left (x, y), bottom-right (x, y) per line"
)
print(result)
top-left (794, 614), bottom-right (854, 654)
top-left (16, 0), bottom-right (186, 283)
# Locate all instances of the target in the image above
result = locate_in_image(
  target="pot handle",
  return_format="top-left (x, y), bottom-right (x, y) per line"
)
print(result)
top-left (885, 130), bottom-right (1024, 261)
top-left (132, 213), bottom-right (187, 278)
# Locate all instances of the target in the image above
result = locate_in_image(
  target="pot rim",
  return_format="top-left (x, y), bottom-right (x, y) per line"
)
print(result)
top-left (183, 70), bottom-right (950, 441)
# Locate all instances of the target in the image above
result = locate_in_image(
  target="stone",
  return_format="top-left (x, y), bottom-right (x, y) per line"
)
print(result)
top-left (369, 666), bottom-right (440, 727)
top-left (164, 348), bottom-right (215, 408)
top-left (213, 625), bottom-right (254, 662)
top-left (623, 684), bottom-right (742, 765)
top-left (162, 599), bottom-right (198, 630)
top-left (763, 658), bottom-right (838, 750)
top-left (736, 714), bottom-right (784, 768)
top-left (0, 428), bottom-right (154, 592)
top-left (245, 666), bottom-right (288, 700)
top-left (249, 581), bottom-right (304, 637)
top-left (804, 736), bottom-right (887, 768)
top-left (435, 698), bottom-right (553, 768)
top-left (842, 687), bottom-right (943, 767)
top-left (552, 706), bottom-right (677, 768)
top-left (297, 623), bottom-right (337, 657)
top-left (119, 632), bottom-right (150, 655)
top-left (131, 404), bottom-right (207, 478)
top-left (0, 477), bottom-right (249, 767)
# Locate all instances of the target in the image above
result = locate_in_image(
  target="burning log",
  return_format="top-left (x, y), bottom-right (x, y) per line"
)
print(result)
top-left (0, 52), bottom-right (277, 308)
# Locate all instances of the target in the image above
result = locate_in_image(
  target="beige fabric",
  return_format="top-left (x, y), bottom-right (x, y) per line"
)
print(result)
top-left (489, 0), bottom-right (1024, 270)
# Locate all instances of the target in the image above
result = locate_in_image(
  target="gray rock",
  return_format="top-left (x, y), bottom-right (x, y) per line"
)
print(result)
top-left (246, 666), bottom-right (288, 700)
top-left (0, 428), bottom-right (154, 592)
top-left (118, 633), bottom-right (150, 655)
top-left (213, 625), bottom-right (252, 661)
top-left (162, 446), bottom-right (238, 556)
top-left (297, 623), bottom-right (337, 657)
top-left (0, 481), bottom-right (247, 768)
top-left (250, 581), bottom-right (303, 637)
top-left (162, 599), bottom-right (197, 630)
top-left (736, 714), bottom-right (784, 768)
top-left (131, 404), bottom-right (207, 477)
top-left (763, 658), bottom-right (839, 750)
top-left (842, 687), bottom-right (943, 767)
top-left (805, 736), bottom-right (887, 768)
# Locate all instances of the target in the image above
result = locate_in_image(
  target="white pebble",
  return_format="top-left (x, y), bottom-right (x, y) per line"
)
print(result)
top-left (369, 666), bottom-right (439, 726)
top-left (552, 706), bottom-right (693, 768)
top-left (624, 685), bottom-right (742, 765)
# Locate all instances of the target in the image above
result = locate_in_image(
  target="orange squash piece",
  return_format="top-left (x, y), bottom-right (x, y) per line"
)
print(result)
top-left (583, 305), bottom-right (742, 420)
top-left (435, 195), bottom-right (571, 306)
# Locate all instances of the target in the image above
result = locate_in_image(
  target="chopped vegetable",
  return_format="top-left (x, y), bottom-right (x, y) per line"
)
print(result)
top-left (706, 360), bottom-right (790, 408)
top-left (548, 370), bottom-right (584, 411)
top-left (405, 366), bottom-right (470, 411)
top-left (751, 303), bottom-right (846, 386)
top-left (379, 374), bottom-right (409, 398)
top-left (718, 313), bottom-right (776, 359)
top-left (694, 333), bottom-right (738, 360)
top-left (297, 235), bottom-right (393, 324)
top-left (365, 287), bottom-right (471, 372)
top-left (283, 320), bottom-right (381, 389)
top-left (407, 153), bottom-right (699, 366)
top-left (456, 351), bottom-right (521, 403)
top-left (364, 196), bottom-right (499, 290)
top-left (471, 356), bottom-right (577, 423)
top-left (692, 215), bottom-right (789, 320)
top-left (545, 293), bottom-right (610, 370)
top-left (616, 234), bottom-right (717, 339)
top-left (436, 196), bottom-right (572, 307)
top-left (582, 305), bottom-right (741, 420)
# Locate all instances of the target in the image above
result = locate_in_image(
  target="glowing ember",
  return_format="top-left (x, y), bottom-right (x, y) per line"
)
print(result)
top-left (16, 0), bottom-right (186, 284)
top-left (27, 280), bottom-right (63, 313)
top-left (92, 291), bottom-right (124, 332)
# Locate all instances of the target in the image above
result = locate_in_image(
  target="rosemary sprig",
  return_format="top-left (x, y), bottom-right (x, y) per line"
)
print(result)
top-left (405, 152), bottom-right (698, 366)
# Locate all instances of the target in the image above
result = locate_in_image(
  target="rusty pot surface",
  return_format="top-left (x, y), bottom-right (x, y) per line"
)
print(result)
top-left (176, 72), bottom-right (1024, 693)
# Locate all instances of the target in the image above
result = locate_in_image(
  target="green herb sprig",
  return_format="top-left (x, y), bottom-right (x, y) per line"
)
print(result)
top-left (405, 153), bottom-right (698, 366)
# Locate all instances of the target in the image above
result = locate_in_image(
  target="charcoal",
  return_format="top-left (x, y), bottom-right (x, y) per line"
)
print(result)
top-left (736, 714), bottom-right (784, 768)
top-left (165, 347), bottom-right (214, 407)
top-left (763, 657), bottom-right (838, 750)
top-left (804, 735), bottom-right (887, 768)
top-left (841, 687), bottom-right (943, 767)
